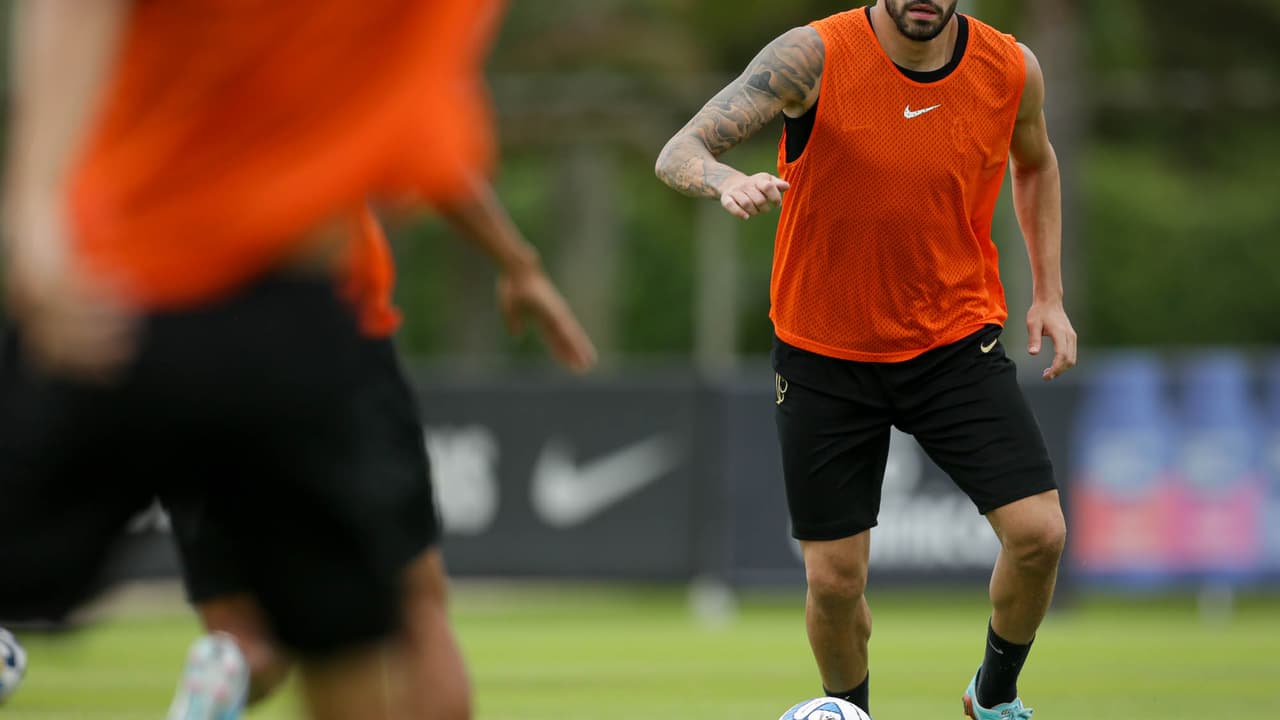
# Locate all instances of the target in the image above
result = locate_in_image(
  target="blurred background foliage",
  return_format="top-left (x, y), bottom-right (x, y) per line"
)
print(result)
top-left (3, 3), bottom-right (1272, 361)
top-left (389, 0), bottom-right (1280, 366)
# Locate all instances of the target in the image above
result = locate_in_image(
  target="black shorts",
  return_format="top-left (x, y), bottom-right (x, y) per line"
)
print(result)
top-left (0, 275), bottom-right (404, 656)
top-left (166, 337), bottom-right (439, 606)
top-left (773, 325), bottom-right (1056, 541)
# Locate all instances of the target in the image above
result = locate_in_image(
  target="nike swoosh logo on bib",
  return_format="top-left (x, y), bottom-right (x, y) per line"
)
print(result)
top-left (903, 104), bottom-right (942, 119)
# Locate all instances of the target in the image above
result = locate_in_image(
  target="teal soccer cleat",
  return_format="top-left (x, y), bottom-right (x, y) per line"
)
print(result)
top-left (962, 668), bottom-right (1034, 720)
top-left (166, 633), bottom-right (249, 720)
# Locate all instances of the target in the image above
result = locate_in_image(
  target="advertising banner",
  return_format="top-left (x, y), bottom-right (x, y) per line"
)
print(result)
top-left (103, 354), bottom-right (1280, 589)
top-left (416, 375), bottom-right (703, 578)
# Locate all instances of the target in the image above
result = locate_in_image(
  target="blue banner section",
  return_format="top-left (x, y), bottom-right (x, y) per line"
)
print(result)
top-left (1071, 353), bottom-right (1280, 586)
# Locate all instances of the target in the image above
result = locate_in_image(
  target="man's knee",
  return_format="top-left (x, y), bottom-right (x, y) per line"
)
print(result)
top-left (806, 563), bottom-right (867, 604)
top-left (1006, 507), bottom-right (1067, 572)
top-left (803, 538), bottom-right (870, 606)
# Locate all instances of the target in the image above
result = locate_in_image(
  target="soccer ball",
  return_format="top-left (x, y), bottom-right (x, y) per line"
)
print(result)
top-left (0, 628), bottom-right (27, 704)
top-left (779, 697), bottom-right (872, 720)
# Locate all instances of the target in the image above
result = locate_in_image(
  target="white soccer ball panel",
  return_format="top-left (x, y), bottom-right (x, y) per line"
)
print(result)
top-left (0, 629), bottom-right (27, 704)
top-left (779, 696), bottom-right (871, 720)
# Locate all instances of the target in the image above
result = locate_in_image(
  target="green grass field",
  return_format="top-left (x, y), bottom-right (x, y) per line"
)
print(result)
top-left (5, 585), bottom-right (1279, 719)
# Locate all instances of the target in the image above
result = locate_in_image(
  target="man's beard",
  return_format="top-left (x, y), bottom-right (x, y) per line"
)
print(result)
top-left (885, 0), bottom-right (956, 42)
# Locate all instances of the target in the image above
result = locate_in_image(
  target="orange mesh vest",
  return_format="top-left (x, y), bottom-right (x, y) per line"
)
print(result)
top-left (772, 9), bottom-right (1025, 362)
top-left (69, 0), bottom-right (502, 310)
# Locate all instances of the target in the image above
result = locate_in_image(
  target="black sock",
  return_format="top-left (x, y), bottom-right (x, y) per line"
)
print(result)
top-left (824, 672), bottom-right (869, 715)
top-left (977, 621), bottom-right (1032, 707)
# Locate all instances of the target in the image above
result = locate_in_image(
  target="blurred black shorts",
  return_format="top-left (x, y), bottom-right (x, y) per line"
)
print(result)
top-left (166, 336), bottom-right (440, 607)
top-left (772, 325), bottom-right (1056, 541)
top-left (0, 274), bottom-right (407, 657)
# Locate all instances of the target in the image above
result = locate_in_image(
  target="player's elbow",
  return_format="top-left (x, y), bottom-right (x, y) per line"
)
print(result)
top-left (654, 134), bottom-right (695, 188)
top-left (654, 141), bottom-right (678, 186)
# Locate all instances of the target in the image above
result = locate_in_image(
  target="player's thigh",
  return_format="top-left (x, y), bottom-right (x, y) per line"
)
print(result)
top-left (347, 339), bottom-right (440, 578)
top-left (0, 332), bottom-right (150, 621)
top-left (222, 417), bottom-right (402, 658)
top-left (242, 337), bottom-right (440, 641)
top-left (985, 490), bottom-right (1066, 552)
top-left (774, 373), bottom-right (894, 541)
top-left (169, 337), bottom-right (437, 658)
top-left (163, 486), bottom-right (253, 606)
top-left (894, 328), bottom-right (1055, 515)
top-left (151, 275), bottom-right (398, 658)
top-left (161, 445), bottom-right (292, 694)
top-left (148, 277), bottom-right (358, 609)
top-left (800, 531), bottom-right (872, 597)
top-left (399, 549), bottom-right (471, 719)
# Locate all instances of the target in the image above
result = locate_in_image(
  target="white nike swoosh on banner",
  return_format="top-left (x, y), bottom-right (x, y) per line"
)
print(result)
top-left (904, 103), bottom-right (942, 119)
top-left (531, 434), bottom-right (683, 528)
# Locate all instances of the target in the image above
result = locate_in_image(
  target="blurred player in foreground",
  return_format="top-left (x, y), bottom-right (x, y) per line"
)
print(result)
top-left (656, 2), bottom-right (1075, 718)
top-left (0, 1), bottom-right (591, 718)
top-left (165, 188), bottom-right (593, 720)
top-left (161, 1), bottom-right (594, 716)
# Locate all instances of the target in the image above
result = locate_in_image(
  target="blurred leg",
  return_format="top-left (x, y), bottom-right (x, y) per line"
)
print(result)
top-left (399, 549), bottom-right (472, 720)
top-left (801, 532), bottom-right (872, 697)
top-left (196, 594), bottom-right (291, 703)
top-left (300, 643), bottom-right (403, 720)
top-left (195, 550), bottom-right (471, 719)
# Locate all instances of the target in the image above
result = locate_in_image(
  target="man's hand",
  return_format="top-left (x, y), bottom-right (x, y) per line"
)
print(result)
top-left (1027, 301), bottom-right (1076, 381)
top-left (17, 274), bottom-right (137, 382)
top-left (719, 172), bottom-right (790, 220)
top-left (432, 171), bottom-right (598, 373)
top-left (496, 263), bottom-right (597, 374)
top-left (5, 208), bottom-right (137, 382)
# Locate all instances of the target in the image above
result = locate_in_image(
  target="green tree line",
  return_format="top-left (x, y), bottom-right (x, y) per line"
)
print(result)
top-left (1, 2), bottom-right (1274, 360)
top-left (388, 0), bottom-right (1280, 362)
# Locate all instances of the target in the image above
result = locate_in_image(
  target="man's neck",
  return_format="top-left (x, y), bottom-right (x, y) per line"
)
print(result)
top-left (868, 3), bottom-right (958, 73)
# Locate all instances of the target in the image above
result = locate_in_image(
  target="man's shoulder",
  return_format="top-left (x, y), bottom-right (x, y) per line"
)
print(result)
top-left (810, 6), bottom-right (868, 36)
top-left (962, 13), bottom-right (1021, 51)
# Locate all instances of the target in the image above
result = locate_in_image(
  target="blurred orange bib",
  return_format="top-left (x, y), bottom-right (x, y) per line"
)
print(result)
top-left (70, 0), bottom-right (502, 310)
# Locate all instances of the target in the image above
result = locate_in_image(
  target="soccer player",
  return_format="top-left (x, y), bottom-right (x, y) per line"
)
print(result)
top-left (0, 1), bottom-right (592, 718)
top-left (655, 2), bottom-right (1075, 718)
top-left (165, 189), bottom-right (593, 720)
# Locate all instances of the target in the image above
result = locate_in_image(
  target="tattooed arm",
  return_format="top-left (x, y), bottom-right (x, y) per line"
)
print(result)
top-left (655, 26), bottom-right (824, 219)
